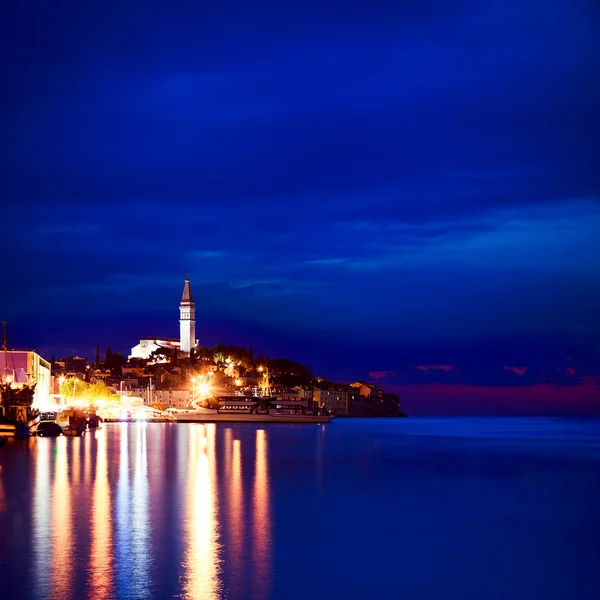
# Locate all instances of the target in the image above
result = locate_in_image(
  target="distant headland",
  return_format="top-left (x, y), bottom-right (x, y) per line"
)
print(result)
top-left (2, 278), bottom-right (405, 417)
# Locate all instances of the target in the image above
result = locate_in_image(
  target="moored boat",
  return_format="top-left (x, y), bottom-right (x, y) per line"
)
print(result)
top-left (63, 425), bottom-right (85, 437)
top-left (87, 413), bottom-right (102, 428)
top-left (0, 382), bottom-right (40, 437)
top-left (173, 397), bottom-right (333, 424)
top-left (36, 420), bottom-right (64, 437)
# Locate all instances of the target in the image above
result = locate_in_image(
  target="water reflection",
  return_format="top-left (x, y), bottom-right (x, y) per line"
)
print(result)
top-left (0, 465), bottom-right (5, 514)
top-left (316, 424), bottom-right (326, 490)
top-left (51, 437), bottom-right (74, 599)
top-left (83, 429), bottom-right (92, 486)
top-left (115, 423), bottom-right (130, 594)
top-left (89, 429), bottom-right (114, 598)
top-left (182, 424), bottom-right (222, 599)
top-left (228, 438), bottom-right (244, 597)
top-left (252, 429), bottom-right (272, 598)
top-left (131, 423), bottom-right (150, 596)
top-left (33, 440), bottom-right (52, 598)
top-left (4, 419), bottom-right (598, 600)
top-left (21, 424), bottom-right (275, 599)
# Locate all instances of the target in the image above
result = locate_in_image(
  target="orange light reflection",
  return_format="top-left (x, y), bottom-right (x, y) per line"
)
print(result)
top-left (131, 422), bottom-right (150, 595)
top-left (182, 424), bottom-right (222, 599)
top-left (50, 437), bottom-right (74, 598)
top-left (89, 429), bottom-right (114, 598)
top-left (0, 465), bottom-right (4, 514)
top-left (252, 429), bottom-right (272, 597)
top-left (228, 438), bottom-right (244, 596)
top-left (33, 440), bottom-right (52, 598)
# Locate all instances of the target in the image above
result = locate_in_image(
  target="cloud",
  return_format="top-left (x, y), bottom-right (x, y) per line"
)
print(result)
top-left (368, 371), bottom-right (396, 381)
top-left (416, 365), bottom-right (456, 372)
top-left (504, 366), bottom-right (528, 376)
top-left (387, 377), bottom-right (600, 416)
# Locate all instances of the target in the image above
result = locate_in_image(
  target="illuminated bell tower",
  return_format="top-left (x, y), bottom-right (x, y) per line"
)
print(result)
top-left (179, 276), bottom-right (196, 355)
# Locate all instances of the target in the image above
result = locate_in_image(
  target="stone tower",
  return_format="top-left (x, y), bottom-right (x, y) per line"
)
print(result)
top-left (179, 276), bottom-right (196, 355)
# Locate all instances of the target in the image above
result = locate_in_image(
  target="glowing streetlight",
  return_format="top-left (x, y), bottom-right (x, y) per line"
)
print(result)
top-left (258, 366), bottom-right (270, 396)
top-left (58, 375), bottom-right (66, 405)
top-left (191, 376), bottom-right (197, 404)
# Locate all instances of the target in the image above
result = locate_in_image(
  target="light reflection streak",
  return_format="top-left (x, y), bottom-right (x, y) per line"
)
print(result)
top-left (252, 429), bottom-right (272, 598)
top-left (89, 429), bottom-right (114, 598)
top-left (84, 429), bottom-right (92, 486)
top-left (131, 422), bottom-right (150, 596)
top-left (51, 437), bottom-right (74, 599)
top-left (32, 440), bottom-right (52, 598)
top-left (116, 422), bottom-right (131, 593)
top-left (223, 428), bottom-right (232, 478)
top-left (316, 425), bottom-right (326, 490)
top-left (229, 438), bottom-right (244, 597)
top-left (72, 433), bottom-right (81, 484)
top-left (182, 424), bottom-right (221, 599)
top-left (0, 465), bottom-right (5, 514)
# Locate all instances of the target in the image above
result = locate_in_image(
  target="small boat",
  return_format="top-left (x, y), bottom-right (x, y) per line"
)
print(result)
top-left (63, 425), bottom-right (85, 437)
top-left (0, 382), bottom-right (40, 437)
top-left (87, 414), bottom-right (102, 428)
top-left (57, 408), bottom-right (88, 431)
top-left (36, 420), bottom-right (64, 437)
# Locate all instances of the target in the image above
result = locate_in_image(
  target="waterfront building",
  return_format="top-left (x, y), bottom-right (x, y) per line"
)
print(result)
top-left (0, 350), bottom-right (51, 408)
top-left (313, 386), bottom-right (350, 415)
top-left (149, 388), bottom-right (191, 409)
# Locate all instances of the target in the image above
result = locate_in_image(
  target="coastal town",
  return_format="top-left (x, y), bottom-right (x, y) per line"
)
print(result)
top-left (1, 278), bottom-right (402, 434)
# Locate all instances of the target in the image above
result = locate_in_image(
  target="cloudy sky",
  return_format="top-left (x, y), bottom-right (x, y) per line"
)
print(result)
top-left (2, 1), bottom-right (599, 413)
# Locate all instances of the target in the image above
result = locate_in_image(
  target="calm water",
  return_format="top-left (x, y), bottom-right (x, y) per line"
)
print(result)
top-left (1, 418), bottom-right (599, 599)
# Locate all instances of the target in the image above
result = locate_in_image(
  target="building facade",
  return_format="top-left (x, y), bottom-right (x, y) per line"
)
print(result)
top-left (0, 350), bottom-right (51, 408)
top-left (129, 337), bottom-right (181, 360)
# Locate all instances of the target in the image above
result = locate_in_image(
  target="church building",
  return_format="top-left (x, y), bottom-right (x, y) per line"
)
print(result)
top-left (129, 277), bottom-right (198, 360)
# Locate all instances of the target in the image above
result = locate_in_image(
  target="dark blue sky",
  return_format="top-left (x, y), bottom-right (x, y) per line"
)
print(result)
top-left (2, 1), bottom-right (599, 412)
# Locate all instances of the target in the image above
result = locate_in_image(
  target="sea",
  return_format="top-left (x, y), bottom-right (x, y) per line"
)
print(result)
top-left (0, 417), bottom-right (599, 600)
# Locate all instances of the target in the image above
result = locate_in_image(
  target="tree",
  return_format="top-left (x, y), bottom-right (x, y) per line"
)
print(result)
top-left (193, 346), bottom-right (213, 362)
top-left (59, 378), bottom-right (117, 405)
top-left (105, 351), bottom-right (126, 376)
top-left (82, 381), bottom-right (114, 404)
top-left (60, 377), bottom-right (82, 400)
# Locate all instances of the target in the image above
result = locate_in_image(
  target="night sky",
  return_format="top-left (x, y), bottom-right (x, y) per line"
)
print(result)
top-left (2, 1), bottom-right (599, 414)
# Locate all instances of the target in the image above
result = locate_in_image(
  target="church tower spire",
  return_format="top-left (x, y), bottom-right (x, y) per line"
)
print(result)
top-left (179, 276), bottom-right (196, 355)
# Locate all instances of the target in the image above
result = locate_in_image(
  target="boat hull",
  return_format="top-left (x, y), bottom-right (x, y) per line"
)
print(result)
top-left (174, 412), bottom-right (333, 424)
top-left (0, 416), bottom-right (40, 437)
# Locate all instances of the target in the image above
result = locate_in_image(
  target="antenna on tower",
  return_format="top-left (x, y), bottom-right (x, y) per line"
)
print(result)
top-left (1, 321), bottom-right (11, 384)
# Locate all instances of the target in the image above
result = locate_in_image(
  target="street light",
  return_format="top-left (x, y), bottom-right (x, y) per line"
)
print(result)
top-left (58, 376), bottom-right (66, 405)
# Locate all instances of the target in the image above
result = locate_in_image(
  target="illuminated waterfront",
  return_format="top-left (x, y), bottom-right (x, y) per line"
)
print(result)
top-left (1, 419), bottom-right (599, 599)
